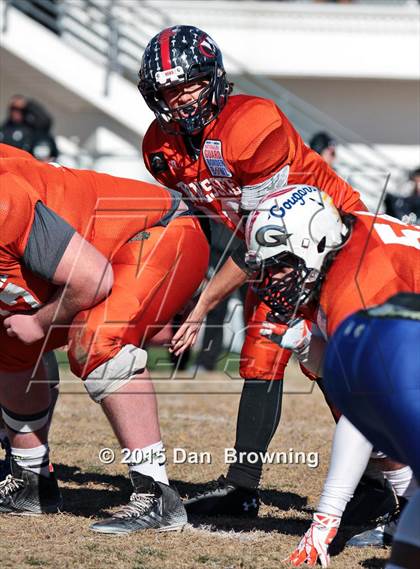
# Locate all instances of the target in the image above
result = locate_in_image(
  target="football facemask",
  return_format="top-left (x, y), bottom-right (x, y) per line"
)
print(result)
top-left (250, 252), bottom-right (319, 323)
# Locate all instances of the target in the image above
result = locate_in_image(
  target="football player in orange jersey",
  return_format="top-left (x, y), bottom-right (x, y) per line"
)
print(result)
top-left (137, 25), bottom-right (399, 522)
top-left (245, 185), bottom-right (420, 567)
top-left (0, 145), bottom-right (209, 533)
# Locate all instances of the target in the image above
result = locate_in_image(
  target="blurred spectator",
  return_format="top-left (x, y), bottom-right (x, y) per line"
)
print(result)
top-left (0, 95), bottom-right (59, 161)
top-left (25, 99), bottom-right (59, 161)
top-left (385, 167), bottom-right (420, 225)
top-left (195, 221), bottom-right (247, 372)
top-left (0, 95), bottom-right (34, 153)
top-left (309, 131), bottom-right (337, 168)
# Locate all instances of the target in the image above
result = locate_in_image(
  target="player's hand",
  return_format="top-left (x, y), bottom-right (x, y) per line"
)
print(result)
top-left (260, 318), bottom-right (312, 362)
top-left (3, 313), bottom-right (45, 344)
top-left (170, 306), bottom-right (206, 356)
top-left (260, 319), bottom-right (288, 344)
top-left (288, 512), bottom-right (340, 568)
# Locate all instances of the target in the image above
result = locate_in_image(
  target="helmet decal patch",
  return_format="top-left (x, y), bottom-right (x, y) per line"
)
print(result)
top-left (255, 226), bottom-right (291, 247)
top-left (269, 186), bottom-right (318, 218)
top-left (198, 34), bottom-right (218, 58)
top-left (203, 140), bottom-right (232, 178)
top-left (155, 66), bottom-right (185, 86)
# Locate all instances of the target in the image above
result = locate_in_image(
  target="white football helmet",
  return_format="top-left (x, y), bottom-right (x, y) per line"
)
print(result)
top-left (245, 184), bottom-right (350, 321)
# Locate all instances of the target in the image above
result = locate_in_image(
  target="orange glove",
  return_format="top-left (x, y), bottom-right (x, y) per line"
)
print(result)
top-left (288, 512), bottom-right (340, 567)
top-left (260, 318), bottom-right (313, 363)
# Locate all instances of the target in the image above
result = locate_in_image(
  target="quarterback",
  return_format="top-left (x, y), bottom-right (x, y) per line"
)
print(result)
top-left (136, 25), bottom-right (402, 525)
top-left (244, 185), bottom-right (419, 567)
top-left (0, 144), bottom-right (209, 532)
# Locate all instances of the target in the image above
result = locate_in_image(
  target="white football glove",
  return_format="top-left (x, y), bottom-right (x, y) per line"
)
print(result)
top-left (288, 512), bottom-right (340, 567)
top-left (260, 318), bottom-right (312, 362)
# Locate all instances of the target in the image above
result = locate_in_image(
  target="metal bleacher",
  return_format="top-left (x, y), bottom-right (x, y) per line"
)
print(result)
top-left (4, 0), bottom-right (409, 209)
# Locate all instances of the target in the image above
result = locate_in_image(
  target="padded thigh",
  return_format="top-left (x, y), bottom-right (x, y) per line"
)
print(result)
top-left (324, 314), bottom-right (420, 478)
top-left (68, 216), bottom-right (209, 378)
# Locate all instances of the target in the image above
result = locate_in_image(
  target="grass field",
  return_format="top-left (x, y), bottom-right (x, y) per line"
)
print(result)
top-left (0, 354), bottom-right (390, 569)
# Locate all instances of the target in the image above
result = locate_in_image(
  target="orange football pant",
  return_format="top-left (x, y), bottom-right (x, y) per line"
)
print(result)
top-left (68, 215), bottom-right (209, 378)
top-left (0, 216), bottom-right (209, 376)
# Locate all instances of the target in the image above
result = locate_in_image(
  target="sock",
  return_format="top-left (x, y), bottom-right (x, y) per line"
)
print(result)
top-left (11, 444), bottom-right (50, 478)
top-left (226, 378), bottom-right (283, 489)
top-left (128, 441), bottom-right (169, 485)
top-left (383, 466), bottom-right (418, 500)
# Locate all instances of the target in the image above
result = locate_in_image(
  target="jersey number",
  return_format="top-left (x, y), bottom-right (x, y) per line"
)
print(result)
top-left (374, 223), bottom-right (420, 250)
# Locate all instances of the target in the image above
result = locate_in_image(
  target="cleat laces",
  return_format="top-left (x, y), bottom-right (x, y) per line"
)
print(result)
top-left (0, 474), bottom-right (24, 497)
top-left (113, 493), bottom-right (156, 519)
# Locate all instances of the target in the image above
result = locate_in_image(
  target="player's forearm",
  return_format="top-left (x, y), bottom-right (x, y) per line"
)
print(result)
top-left (36, 233), bottom-right (115, 333)
top-left (304, 334), bottom-right (326, 375)
top-left (195, 256), bottom-right (248, 316)
top-left (34, 269), bottom-right (113, 334)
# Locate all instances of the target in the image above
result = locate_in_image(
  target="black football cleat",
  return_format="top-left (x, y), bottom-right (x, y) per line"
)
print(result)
top-left (346, 517), bottom-right (397, 547)
top-left (90, 472), bottom-right (187, 534)
top-left (184, 475), bottom-right (260, 517)
top-left (342, 473), bottom-right (399, 528)
top-left (0, 458), bottom-right (62, 515)
top-left (346, 494), bottom-right (406, 547)
top-left (0, 436), bottom-right (11, 480)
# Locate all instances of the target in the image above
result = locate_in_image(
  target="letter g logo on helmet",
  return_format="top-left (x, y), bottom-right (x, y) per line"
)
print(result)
top-left (255, 226), bottom-right (291, 247)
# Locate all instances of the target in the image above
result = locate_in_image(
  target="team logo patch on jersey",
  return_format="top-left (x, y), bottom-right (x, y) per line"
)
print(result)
top-left (203, 140), bottom-right (232, 178)
top-left (149, 152), bottom-right (168, 175)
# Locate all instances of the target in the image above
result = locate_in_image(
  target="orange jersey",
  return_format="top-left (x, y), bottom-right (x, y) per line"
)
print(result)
top-left (0, 144), bottom-right (37, 160)
top-left (318, 212), bottom-right (420, 338)
top-left (0, 172), bottom-right (56, 314)
top-left (0, 149), bottom-right (175, 316)
top-left (142, 95), bottom-right (365, 235)
top-left (0, 151), bottom-right (175, 255)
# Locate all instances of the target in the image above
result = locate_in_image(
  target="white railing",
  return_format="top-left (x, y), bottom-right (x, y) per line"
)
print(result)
top-left (3, 0), bottom-right (414, 208)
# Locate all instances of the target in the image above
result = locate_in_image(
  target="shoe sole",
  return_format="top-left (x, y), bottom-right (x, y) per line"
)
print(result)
top-left (346, 530), bottom-right (393, 547)
top-left (0, 510), bottom-right (61, 516)
top-left (157, 521), bottom-right (187, 533)
top-left (8, 510), bottom-right (61, 516)
top-left (90, 519), bottom-right (187, 535)
top-left (0, 501), bottom-right (63, 516)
